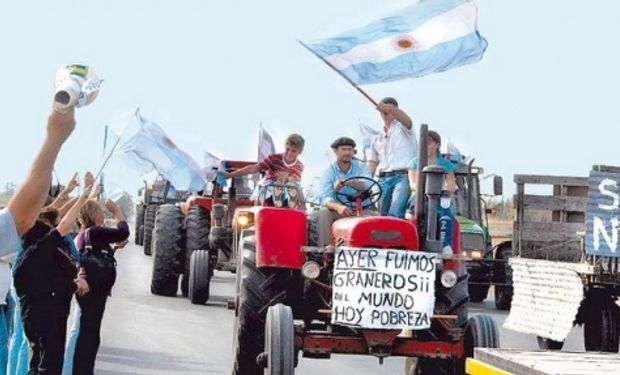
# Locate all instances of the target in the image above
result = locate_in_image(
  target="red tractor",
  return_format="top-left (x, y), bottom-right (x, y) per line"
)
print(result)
top-left (231, 126), bottom-right (500, 375)
top-left (150, 160), bottom-right (260, 303)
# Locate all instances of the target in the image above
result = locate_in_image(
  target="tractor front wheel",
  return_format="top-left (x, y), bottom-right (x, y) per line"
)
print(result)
top-left (142, 204), bottom-right (157, 255)
top-left (468, 285), bottom-right (489, 303)
top-left (494, 245), bottom-right (513, 311)
top-left (182, 205), bottom-right (211, 297)
top-left (265, 304), bottom-right (295, 375)
top-left (150, 204), bottom-right (185, 296)
top-left (537, 336), bottom-right (564, 350)
top-left (188, 250), bottom-right (212, 305)
top-left (134, 204), bottom-right (145, 245)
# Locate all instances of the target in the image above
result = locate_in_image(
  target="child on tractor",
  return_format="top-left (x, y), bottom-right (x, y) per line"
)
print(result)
top-left (220, 134), bottom-right (305, 208)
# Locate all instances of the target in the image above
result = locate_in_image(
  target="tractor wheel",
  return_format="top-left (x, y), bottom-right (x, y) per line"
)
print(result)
top-left (182, 205), bottom-right (211, 297)
top-left (494, 245), bottom-right (513, 311)
top-left (265, 304), bottom-right (295, 375)
top-left (137, 224), bottom-right (144, 246)
top-left (150, 204), bottom-right (185, 297)
top-left (468, 285), bottom-right (489, 303)
top-left (537, 336), bottom-right (564, 350)
top-left (584, 290), bottom-right (619, 352)
top-left (189, 250), bottom-right (212, 304)
top-left (232, 233), bottom-right (290, 375)
top-left (142, 204), bottom-right (157, 256)
top-left (134, 204), bottom-right (145, 245)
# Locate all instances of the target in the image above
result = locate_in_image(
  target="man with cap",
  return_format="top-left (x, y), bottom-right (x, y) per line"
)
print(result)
top-left (368, 97), bottom-right (416, 218)
top-left (313, 137), bottom-right (373, 246)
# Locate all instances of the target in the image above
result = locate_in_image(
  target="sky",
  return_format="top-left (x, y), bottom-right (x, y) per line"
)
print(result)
top-left (1, 0), bottom-right (620, 199)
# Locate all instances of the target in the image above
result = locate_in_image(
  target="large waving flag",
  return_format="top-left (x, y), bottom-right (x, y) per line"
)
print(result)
top-left (258, 123), bottom-right (276, 161)
top-left (305, 0), bottom-right (487, 85)
top-left (116, 113), bottom-right (205, 191)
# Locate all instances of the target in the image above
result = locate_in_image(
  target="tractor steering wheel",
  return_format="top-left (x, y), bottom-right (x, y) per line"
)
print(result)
top-left (335, 176), bottom-right (382, 209)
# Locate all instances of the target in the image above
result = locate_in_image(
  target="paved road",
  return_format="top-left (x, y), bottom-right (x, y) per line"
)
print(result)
top-left (93, 242), bottom-right (584, 374)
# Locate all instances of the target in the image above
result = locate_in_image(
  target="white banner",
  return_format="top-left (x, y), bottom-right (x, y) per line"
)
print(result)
top-left (331, 248), bottom-right (437, 330)
top-left (504, 258), bottom-right (584, 342)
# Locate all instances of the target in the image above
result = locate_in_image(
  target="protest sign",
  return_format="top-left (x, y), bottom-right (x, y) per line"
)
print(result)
top-left (331, 247), bottom-right (437, 330)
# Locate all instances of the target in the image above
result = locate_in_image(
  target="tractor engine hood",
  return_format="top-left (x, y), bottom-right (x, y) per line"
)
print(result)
top-left (331, 216), bottom-right (419, 250)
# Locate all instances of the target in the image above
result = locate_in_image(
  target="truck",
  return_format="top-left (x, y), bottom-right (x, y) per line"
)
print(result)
top-left (502, 166), bottom-right (620, 352)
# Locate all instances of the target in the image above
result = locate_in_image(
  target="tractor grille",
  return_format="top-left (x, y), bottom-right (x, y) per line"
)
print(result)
top-left (461, 233), bottom-right (485, 251)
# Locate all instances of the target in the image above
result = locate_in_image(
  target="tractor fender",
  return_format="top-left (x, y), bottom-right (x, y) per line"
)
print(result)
top-left (255, 207), bottom-right (306, 269)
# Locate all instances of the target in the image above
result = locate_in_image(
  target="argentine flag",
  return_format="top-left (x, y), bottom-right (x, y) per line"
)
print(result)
top-left (306, 0), bottom-right (488, 85)
top-left (116, 113), bottom-right (206, 192)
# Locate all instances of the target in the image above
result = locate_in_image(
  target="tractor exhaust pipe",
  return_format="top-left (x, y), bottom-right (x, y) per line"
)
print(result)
top-left (424, 165), bottom-right (447, 253)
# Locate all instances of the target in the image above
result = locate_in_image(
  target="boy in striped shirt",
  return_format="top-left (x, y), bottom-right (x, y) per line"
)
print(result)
top-left (221, 134), bottom-right (305, 207)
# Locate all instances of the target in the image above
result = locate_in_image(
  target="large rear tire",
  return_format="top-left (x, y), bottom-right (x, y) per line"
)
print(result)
top-left (584, 290), bottom-right (619, 353)
top-left (143, 204), bottom-right (157, 256)
top-left (232, 234), bottom-right (289, 375)
top-left (150, 204), bottom-right (185, 296)
top-left (134, 204), bottom-right (145, 245)
top-left (189, 250), bottom-right (212, 304)
top-left (182, 205), bottom-right (211, 297)
top-left (494, 245), bottom-right (513, 311)
top-left (265, 304), bottom-right (295, 375)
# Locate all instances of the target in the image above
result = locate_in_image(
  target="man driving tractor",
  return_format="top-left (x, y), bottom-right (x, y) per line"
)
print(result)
top-left (314, 137), bottom-right (378, 246)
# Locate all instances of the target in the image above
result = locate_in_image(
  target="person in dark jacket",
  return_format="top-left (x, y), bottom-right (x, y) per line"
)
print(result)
top-left (72, 199), bottom-right (128, 375)
top-left (14, 184), bottom-right (91, 375)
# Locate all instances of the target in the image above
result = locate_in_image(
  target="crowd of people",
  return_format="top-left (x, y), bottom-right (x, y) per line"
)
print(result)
top-left (0, 108), bottom-right (130, 375)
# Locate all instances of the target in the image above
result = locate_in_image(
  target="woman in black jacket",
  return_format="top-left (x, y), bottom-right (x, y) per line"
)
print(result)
top-left (72, 199), bottom-right (129, 375)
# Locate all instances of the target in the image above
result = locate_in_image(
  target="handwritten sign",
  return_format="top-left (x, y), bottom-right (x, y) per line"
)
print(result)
top-left (331, 247), bottom-right (437, 330)
top-left (585, 170), bottom-right (620, 257)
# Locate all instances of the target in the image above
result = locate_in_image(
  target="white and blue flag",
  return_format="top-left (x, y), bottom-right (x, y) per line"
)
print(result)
top-left (258, 123), bottom-right (276, 161)
top-left (359, 123), bottom-right (380, 151)
top-left (116, 113), bottom-right (205, 191)
top-left (306, 0), bottom-right (488, 85)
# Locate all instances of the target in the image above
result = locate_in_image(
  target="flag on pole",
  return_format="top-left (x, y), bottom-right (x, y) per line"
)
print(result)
top-left (305, 0), bottom-right (488, 85)
top-left (446, 141), bottom-right (465, 164)
top-left (115, 113), bottom-right (205, 191)
top-left (204, 151), bottom-right (221, 174)
top-left (359, 123), bottom-right (380, 151)
top-left (258, 123), bottom-right (276, 161)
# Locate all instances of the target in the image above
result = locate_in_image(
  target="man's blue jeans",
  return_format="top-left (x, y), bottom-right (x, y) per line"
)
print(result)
top-left (378, 174), bottom-right (410, 218)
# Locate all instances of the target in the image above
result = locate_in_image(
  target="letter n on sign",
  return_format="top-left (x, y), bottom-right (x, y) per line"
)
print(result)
top-left (585, 168), bottom-right (620, 257)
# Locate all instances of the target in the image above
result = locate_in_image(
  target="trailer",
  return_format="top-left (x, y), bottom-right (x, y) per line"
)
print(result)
top-left (504, 165), bottom-right (620, 351)
top-left (466, 348), bottom-right (620, 375)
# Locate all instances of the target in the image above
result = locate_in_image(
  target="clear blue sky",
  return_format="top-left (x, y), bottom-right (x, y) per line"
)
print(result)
top-left (2, 0), bottom-right (619, 198)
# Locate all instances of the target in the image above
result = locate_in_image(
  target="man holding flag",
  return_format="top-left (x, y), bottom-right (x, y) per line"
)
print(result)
top-left (368, 97), bottom-right (416, 218)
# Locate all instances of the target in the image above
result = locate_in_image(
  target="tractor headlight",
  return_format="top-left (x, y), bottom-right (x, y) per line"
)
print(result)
top-left (440, 270), bottom-right (457, 288)
top-left (235, 213), bottom-right (253, 227)
top-left (301, 261), bottom-right (321, 279)
top-left (465, 249), bottom-right (483, 259)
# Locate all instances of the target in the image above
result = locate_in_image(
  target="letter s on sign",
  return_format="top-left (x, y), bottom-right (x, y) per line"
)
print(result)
top-left (599, 178), bottom-right (620, 211)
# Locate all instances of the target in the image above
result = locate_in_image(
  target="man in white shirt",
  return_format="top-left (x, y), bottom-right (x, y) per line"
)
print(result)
top-left (368, 97), bottom-right (417, 218)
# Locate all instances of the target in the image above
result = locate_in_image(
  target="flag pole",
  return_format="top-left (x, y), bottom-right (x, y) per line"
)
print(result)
top-left (93, 106), bottom-right (140, 181)
top-left (298, 40), bottom-right (378, 107)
